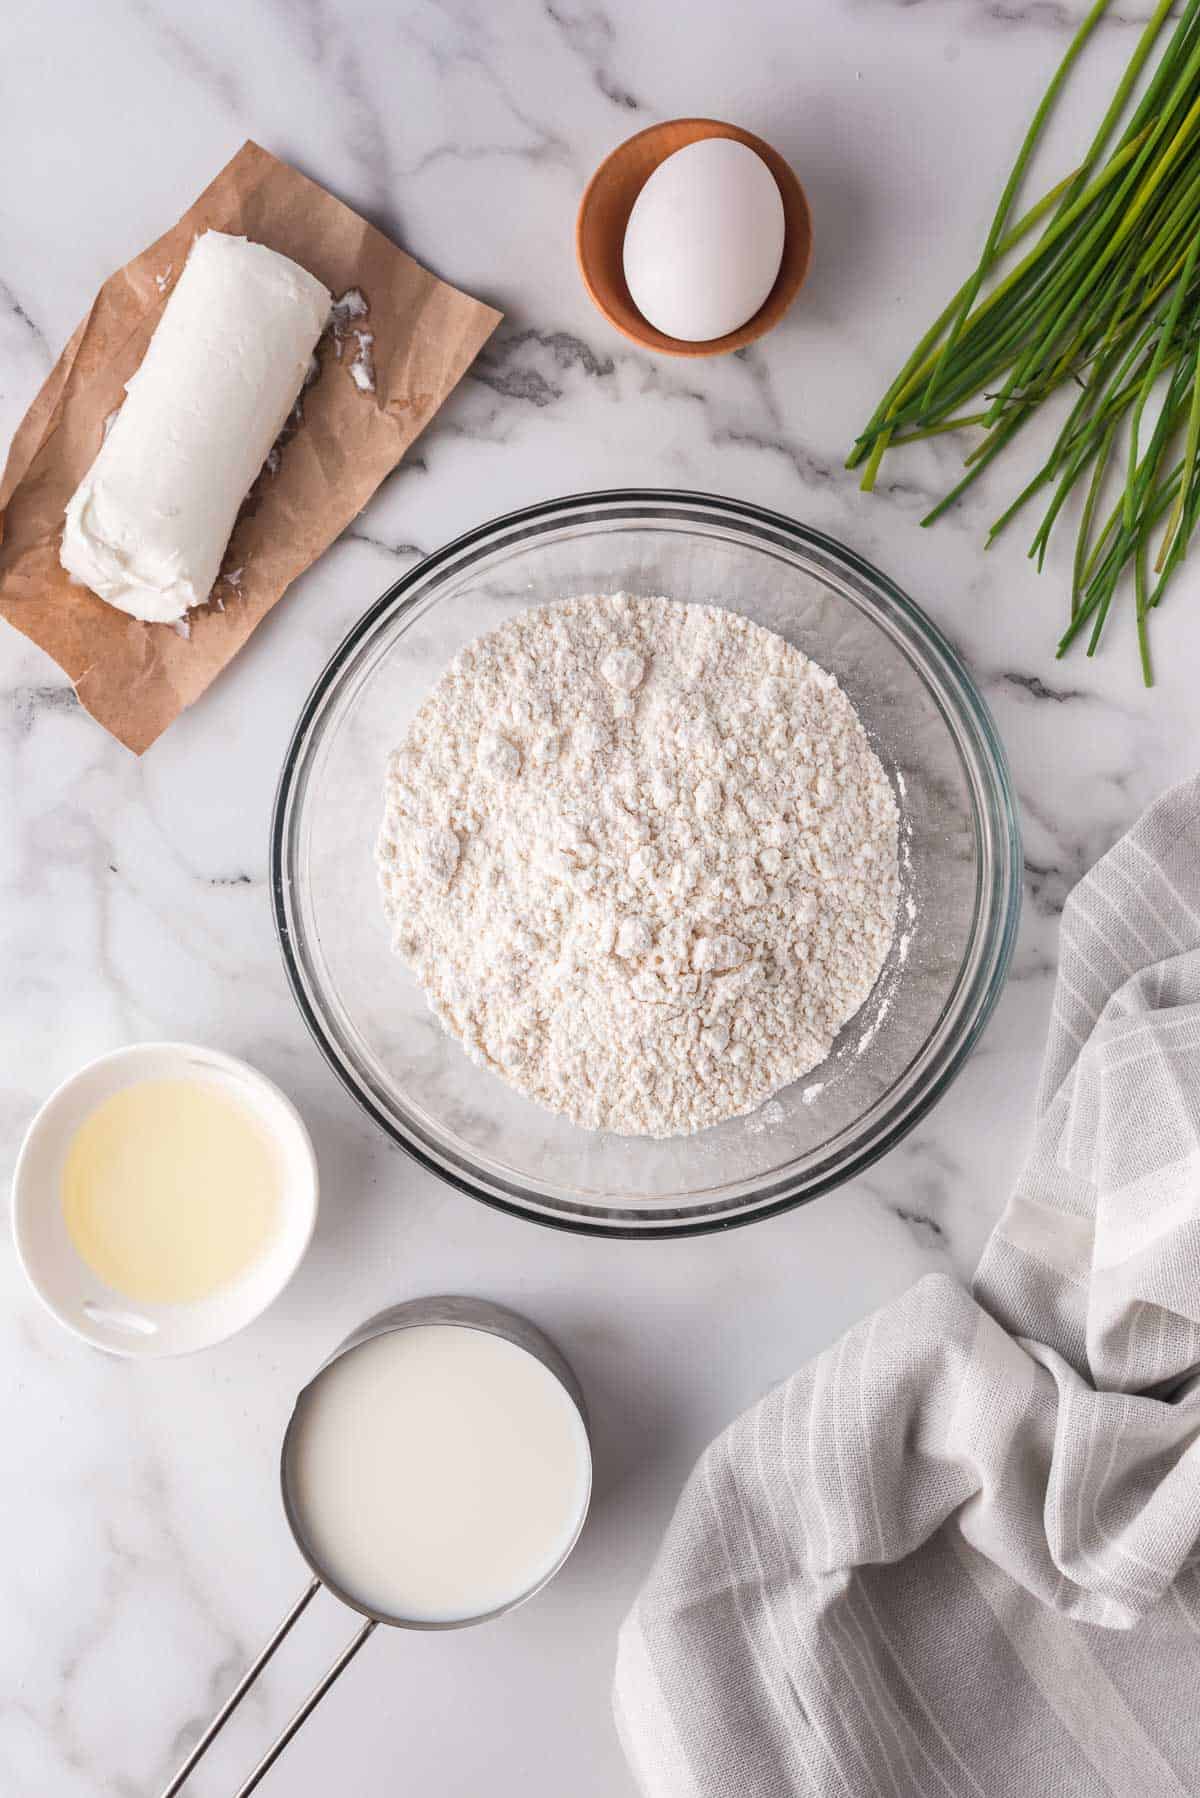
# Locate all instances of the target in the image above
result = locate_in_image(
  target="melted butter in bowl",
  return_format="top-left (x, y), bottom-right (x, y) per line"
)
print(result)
top-left (61, 1076), bottom-right (282, 1306)
top-left (13, 1043), bottom-right (318, 1356)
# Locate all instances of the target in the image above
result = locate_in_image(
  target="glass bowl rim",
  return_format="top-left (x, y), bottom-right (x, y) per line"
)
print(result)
top-left (270, 487), bottom-right (1022, 1240)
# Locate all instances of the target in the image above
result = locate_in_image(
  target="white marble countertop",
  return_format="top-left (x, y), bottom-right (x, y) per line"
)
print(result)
top-left (3, 2), bottom-right (1198, 1793)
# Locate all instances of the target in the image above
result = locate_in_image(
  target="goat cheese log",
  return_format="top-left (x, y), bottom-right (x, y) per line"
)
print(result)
top-left (60, 231), bottom-right (331, 624)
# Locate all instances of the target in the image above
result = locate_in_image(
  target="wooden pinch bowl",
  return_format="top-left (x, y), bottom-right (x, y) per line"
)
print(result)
top-left (576, 117), bottom-right (813, 358)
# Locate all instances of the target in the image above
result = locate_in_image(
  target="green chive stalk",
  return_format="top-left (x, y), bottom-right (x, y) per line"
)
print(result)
top-left (850, 0), bottom-right (1200, 682)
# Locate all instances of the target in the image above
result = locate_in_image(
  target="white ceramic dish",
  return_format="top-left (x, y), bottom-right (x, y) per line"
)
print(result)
top-left (12, 1042), bottom-right (318, 1358)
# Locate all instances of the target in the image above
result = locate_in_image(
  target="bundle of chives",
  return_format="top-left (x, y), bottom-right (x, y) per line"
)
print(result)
top-left (849, 0), bottom-right (1200, 683)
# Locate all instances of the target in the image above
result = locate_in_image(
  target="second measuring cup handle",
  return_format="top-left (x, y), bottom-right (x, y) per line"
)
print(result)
top-left (231, 1613), bottom-right (378, 1796)
top-left (156, 1578), bottom-right (378, 1798)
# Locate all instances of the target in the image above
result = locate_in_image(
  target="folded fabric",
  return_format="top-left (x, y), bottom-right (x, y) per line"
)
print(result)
top-left (616, 775), bottom-right (1200, 1798)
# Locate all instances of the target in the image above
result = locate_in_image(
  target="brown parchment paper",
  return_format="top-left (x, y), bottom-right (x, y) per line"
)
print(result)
top-left (0, 141), bottom-right (501, 753)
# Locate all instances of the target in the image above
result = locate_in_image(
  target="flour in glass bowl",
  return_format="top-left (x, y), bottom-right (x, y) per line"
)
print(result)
top-left (375, 594), bottom-right (899, 1137)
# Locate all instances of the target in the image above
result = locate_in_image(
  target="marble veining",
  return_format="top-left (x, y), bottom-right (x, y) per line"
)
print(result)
top-left (2, 1), bottom-right (1198, 1794)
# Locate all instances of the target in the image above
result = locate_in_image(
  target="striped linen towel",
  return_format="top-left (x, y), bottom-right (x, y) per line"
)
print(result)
top-left (615, 775), bottom-right (1200, 1798)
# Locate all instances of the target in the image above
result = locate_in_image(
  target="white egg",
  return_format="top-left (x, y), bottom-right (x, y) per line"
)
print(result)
top-left (622, 138), bottom-right (786, 342)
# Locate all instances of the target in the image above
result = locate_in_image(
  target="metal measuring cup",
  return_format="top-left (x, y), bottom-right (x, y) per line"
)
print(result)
top-left (159, 1295), bottom-right (591, 1798)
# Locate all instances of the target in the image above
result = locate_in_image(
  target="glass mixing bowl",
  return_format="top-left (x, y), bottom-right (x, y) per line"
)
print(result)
top-left (272, 491), bottom-right (1020, 1238)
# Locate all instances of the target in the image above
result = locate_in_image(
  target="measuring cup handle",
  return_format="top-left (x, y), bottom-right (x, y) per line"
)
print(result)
top-left (232, 1614), bottom-right (378, 1798)
top-left (156, 1578), bottom-right (376, 1797)
top-left (158, 1578), bottom-right (321, 1797)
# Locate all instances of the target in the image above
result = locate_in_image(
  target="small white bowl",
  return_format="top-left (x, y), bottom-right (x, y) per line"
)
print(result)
top-left (12, 1043), bottom-right (318, 1358)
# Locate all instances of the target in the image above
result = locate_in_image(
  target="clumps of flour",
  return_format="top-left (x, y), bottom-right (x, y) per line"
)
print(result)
top-left (376, 594), bottom-right (900, 1137)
